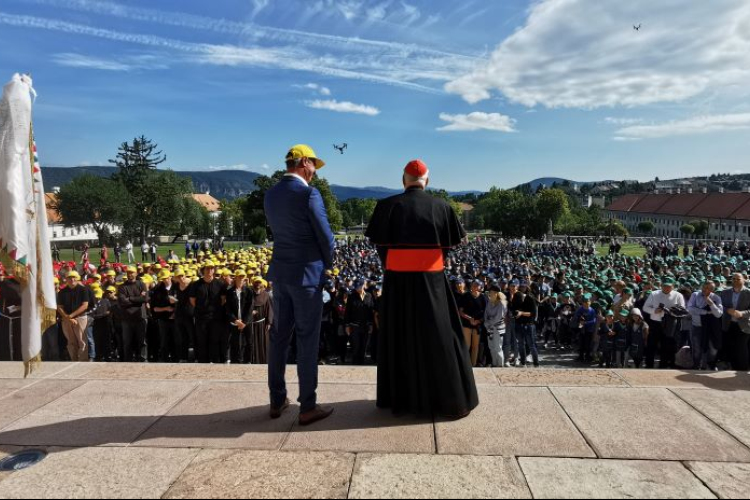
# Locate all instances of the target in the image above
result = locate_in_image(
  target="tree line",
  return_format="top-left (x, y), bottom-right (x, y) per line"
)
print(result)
top-left (55, 136), bottom-right (643, 244)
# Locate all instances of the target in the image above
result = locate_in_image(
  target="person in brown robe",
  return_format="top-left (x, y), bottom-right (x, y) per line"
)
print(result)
top-left (249, 277), bottom-right (274, 364)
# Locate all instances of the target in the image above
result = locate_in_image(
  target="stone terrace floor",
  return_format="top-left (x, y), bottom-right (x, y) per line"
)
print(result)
top-left (0, 362), bottom-right (750, 499)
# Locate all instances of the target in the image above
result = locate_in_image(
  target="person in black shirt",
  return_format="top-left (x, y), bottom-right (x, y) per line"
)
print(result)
top-left (118, 267), bottom-right (151, 362)
top-left (189, 263), bottom-right (227, 363)
top-left (92, 288), bottom-right (113, 362)
top-left (512, 282), bottom-right (540, 367)
top-left (151, 271), bottom-right (179, 363)
top-left (174, 270), bottom-right (195, 363)
top-left (344, 280), bottom-right (375, 365)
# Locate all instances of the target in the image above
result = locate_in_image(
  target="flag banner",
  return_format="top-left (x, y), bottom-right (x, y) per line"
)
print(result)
top-left (0, 74), bottom-right (57, 376)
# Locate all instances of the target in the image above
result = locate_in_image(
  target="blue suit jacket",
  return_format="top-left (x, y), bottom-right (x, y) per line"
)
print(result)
top-left (264, 176), bottom-right (335, 287)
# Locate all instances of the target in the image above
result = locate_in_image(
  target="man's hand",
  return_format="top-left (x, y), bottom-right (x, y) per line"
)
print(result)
top-left (729, 309), bottom-right (743, 320)
top-left (346, 327), bottom-right (352, 336)
top-left (236, 321), bottom-right (246, 331)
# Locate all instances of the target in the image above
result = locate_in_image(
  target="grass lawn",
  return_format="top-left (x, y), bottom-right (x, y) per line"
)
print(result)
top-left (596, 243), bottom-right (647, 258)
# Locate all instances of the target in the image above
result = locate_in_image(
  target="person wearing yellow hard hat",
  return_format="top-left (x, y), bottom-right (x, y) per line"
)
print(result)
top-left (57, 269), bottom-right (90, 362)
top-left (151, 268), bottom-right (179, 362)
top-left (248, 275), bottom-right (273, 365)
top-left (172, 265), bottom-right (195, 363)
top-left (191, 257), bottom-right (227, 363)
top-left (119, 264), bottom-right (150, 362)
top-left (264, 144), bottom-right (335, 425)
top-left (91, 282), bottom-right (114, 362)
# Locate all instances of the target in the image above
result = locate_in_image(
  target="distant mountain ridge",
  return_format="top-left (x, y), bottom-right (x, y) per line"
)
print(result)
top-left (41, 166), bottom-right (483, 201)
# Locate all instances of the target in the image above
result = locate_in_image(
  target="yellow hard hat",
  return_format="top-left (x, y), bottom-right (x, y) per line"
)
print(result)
top-left (286, 144), bottom-right (325, 169)
top-left (67, 271), bottom-right (81, 280)
top-left (140, 275), bottom-right (154, 285)
top-left (158, 270), bottom-right (172, 281)
top-left (126, 266), bottom-right (138, 274)
top-left (94, 290), bottom-right (104, 300)
top-left (106, 286), bottom-right (117, 294)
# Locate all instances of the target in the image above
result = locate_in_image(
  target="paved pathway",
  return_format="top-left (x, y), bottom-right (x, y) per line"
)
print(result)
top-left (0, 362), bottom-right (749, 499)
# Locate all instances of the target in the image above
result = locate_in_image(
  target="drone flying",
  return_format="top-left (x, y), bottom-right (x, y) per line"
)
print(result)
top-left (334, 143), bottom-right (348, 155)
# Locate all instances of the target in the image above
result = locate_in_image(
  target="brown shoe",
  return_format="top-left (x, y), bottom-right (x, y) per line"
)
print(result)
top-left (299, 405), bottom-right (334, 427)
top-left (270, 399), bottom-right (291, 420)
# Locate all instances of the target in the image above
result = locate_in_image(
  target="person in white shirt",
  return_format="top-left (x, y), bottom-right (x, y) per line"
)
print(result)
top-left (643, 278), bottom-right (686, 369)
top-left (125, 241), bottom-right (135, 264)
top-left (687, 282), bottom-right (724, 370)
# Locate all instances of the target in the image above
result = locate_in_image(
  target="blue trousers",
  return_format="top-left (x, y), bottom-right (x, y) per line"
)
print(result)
top-left (269, 283), bottom-right (323, 414)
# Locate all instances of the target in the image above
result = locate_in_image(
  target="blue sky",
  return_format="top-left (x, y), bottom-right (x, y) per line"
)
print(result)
top-left (2, 0), bottom-right (750, 191)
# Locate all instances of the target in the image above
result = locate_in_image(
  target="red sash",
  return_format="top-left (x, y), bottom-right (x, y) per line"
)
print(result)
top-left (385, 249), bottom-right (444, 273)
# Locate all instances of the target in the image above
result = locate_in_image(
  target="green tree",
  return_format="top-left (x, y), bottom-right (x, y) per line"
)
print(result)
top-left (174, 197), bottom-right (209, 242)
top-left (638, 221), bottom-right (656, 234)
top-left (340, 198), bottom-right (378, 228)
top-left (109, 137), bottom-right (191, 242)
top-left (681, 224), bottom-right (696, 236)
top-left (690, 220), bottom-right (710, 237)
top-left (54, 174), bottom-right (131, 243)
top-left (599, 220), bottom-right (629, 237)
top-left (537, 188), bottom-right (570, 227)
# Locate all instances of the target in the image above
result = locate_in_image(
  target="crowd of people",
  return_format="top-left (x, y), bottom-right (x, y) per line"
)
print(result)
top-left (2, 236), bottom-right (750, 372)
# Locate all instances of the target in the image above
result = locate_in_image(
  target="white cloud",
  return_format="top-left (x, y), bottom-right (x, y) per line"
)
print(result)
top-left (0, 13), bottom-right (449, 94)
top-left (604, 117), bottom-right (644, 126)
top-left (615, 113), bottom-right (750, 140)
top-left (301, 83), bottom-right (332, 96)
top-left (447, 0), bottom-right (750, 109)
top-left (251, 0), bottom-right (270, 18)
top-left (52, 53), bottom-right (132, 71)
top-left (307, 99), bottom-right (381, 116)
top-left (437, 112), bottom-right (517, 132)
top-left (52, 53), bottom-right (168, 71)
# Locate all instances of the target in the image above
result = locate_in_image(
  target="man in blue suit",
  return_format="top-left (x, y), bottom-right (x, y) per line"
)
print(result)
top-left (265, 144), bottom-right (336, 426)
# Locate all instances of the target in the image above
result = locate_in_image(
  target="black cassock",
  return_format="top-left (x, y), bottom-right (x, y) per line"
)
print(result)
top-left (366, 187), bottom-right (479, 417)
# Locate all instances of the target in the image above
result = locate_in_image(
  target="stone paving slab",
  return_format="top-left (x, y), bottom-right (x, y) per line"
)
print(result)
top-left (0, 380), bottom-right (197, 447)
top-left (519, 457), bottom-right (717, 499)
top-left (553, 387), bottom-right (750, 462)
top-left (614, 370), bottom-right (750, 391)
top-left (349, 454), bottom-right (531, 499)
top-left (0, 380), bottom-right (35, 399)
top-left (0, 362), bottom-right (76, 380)
top-left (493, 369), bottom-right (627, 387)
top-left (283, 384), bottom-right (435, 454)
top-left (674, 389), bottom-right (750, 450)
top-left (687, 462), bottom-right (750, 500)
top-left (0, 446), bottom-right (199, 499)
top-left (163, 450), bottom-right (355, 499)
top-left (0, 380), bottom-right (85, 431)
top-left (436, 386), bottom-right (595, 458)
top-left (134, 382), bottom-right (297, 450)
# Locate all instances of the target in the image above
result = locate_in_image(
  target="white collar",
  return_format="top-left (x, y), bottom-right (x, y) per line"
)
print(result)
top-left (284, 173), bottom-right (309, 187)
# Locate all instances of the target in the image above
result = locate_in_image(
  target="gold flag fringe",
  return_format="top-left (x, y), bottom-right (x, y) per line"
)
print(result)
top-left (0, 250), bottom-right (29, 285)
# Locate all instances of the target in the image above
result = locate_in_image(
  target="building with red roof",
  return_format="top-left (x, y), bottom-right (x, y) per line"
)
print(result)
top-left (605, 190), bottom-right (750, 240)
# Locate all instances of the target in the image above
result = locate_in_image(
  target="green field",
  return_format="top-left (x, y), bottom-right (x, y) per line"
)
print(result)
top-left (596, 243), bottom-right (647, 258)
top-left (55, 243), bottom-right (256, 265)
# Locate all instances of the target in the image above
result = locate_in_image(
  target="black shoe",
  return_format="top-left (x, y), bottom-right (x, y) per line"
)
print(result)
top-left (270, 399), bottom-right (291, 420)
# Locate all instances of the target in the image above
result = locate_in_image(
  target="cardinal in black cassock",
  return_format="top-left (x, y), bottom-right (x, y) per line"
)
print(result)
top-left (365, 160), bottom-right (479, 419)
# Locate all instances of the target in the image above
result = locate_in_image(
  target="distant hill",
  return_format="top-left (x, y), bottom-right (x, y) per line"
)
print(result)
top-left (41, 166), bottom-right (483, 201)
top-left (42, 166), bottom-right (262, 200)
